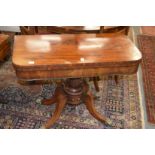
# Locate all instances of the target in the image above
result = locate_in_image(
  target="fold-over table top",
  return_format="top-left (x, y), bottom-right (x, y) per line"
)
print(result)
top-left (13, 34), bottom-right (142, 70)
top-left (12, 34), bottom-right (142, 80)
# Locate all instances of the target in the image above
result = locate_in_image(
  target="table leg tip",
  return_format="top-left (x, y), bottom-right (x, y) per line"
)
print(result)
top-left (105, 118), bottom-right (116, 128)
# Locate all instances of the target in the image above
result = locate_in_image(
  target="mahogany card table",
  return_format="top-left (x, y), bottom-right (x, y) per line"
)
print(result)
top-left (12, 34), bottom-right (142, 128)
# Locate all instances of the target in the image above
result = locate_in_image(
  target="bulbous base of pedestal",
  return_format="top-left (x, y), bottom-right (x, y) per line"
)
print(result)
top-left (63, 78), bottom-right (84, 105)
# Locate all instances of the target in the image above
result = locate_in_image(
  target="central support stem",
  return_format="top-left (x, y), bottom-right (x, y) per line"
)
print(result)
top-left (63, 78), bottom-right (86, 105)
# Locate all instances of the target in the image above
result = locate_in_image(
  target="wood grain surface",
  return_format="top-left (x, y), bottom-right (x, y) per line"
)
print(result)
top-left (12, 34), bottom-right (142, 80)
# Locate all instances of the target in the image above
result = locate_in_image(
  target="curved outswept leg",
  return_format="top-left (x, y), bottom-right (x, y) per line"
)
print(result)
top-left (41, 88), bottom-right (67, 129)
top-left (42, 95), bottom-right (57, 105)
top-left (42, 87), bottom-right (61, 105)
top-left (84, 91), bottom-right (113, 126)
top-left (41, 78), bottom-right (114, 129)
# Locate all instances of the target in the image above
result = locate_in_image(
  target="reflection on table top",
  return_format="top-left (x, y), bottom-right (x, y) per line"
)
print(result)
top-left (13, 34), bottom-right (141, 69)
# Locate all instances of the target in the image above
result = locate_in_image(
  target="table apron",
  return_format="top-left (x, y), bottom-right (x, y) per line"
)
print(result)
top-left (14, 65), bottom-right (139, 81)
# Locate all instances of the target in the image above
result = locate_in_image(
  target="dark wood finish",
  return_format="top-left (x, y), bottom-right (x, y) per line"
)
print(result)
top-left (0, 34), bottom-right (10, 61)
top-left (84, 89), bottom-right (113, 126)
top-left (19, 26), bottom-right (130, 90)
top-left (100, 26), bottom-right (129, 35)
top-left (42, 86), bottom-right (67, 128)
top-left (63, 78), bottom-right (84, 104)
top-left (47, 26), bottom-right (129, 35)
top-left (12, 34), bottom-right (142, 128)
top-left (20, 26), bottom-right (38, 35)
top-left (47, 26), bottom-right (129, 89)
top-left (47, 26), bottom-right (101, 34)
top-left (41, 78), bottom-right (113, 128)
top-left (13, 34), bottom-right (141, 80)
top-left (46, 26), bottom-right (130, 86)
top-left (100, 26), bottom-right (130, 85)
top-left (20, 26), bottom-right (129, 35)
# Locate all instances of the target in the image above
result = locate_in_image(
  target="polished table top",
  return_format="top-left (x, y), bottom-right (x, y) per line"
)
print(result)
top-left (13, 34), bottom-right (142, 80)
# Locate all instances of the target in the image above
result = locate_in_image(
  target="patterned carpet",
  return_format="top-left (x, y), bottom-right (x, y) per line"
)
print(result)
top-left (138, 35), bottom-right (155, 124)
top-left (0, 56), bottom-right (143, 129)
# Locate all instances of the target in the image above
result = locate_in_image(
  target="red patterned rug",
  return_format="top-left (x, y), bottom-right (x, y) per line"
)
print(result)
top-left (138, 35), bottom-right (155, 123)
